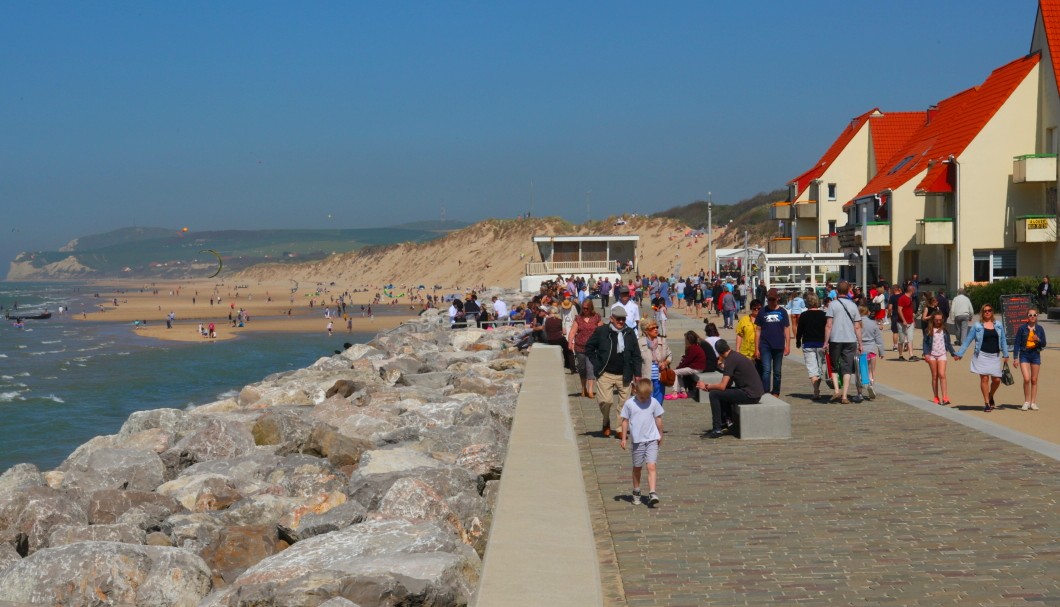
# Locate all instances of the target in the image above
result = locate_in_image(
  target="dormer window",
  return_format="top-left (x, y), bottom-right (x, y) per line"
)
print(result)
top-left (827, 183), bottom-right (837, 201)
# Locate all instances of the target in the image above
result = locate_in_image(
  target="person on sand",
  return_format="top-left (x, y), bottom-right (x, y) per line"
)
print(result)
top-left (208, 322), bottom-right (216, 339)
top-left (620, 378), bottom-right (664, 507)
top-left (568, 300), bottom-right (603, 398)
top-left (922, 312), bottom-right (956, 406)
top-left (638, 320), bottom-right (672, 405)
top-left (585, 306), bottom-right (642, 438)
top-left (326, 320), bottom-right (334, 336)
top-left (954, 303), bottom-right (1009, 413)
top-left (1012, 307), bottom-right (1046, 411)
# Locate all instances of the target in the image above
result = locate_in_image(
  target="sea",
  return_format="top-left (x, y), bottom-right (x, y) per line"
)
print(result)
top-left (0, 282), bottom-right (379, 473)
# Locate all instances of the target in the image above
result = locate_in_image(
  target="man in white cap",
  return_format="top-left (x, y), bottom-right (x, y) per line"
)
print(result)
top-left (612, 284), bottom-right (641, 336)
top-left (585, 305), bottom-right (642, 438)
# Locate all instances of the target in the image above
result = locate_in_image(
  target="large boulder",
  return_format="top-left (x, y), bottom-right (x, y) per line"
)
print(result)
top-left (303, 424), bottom-right (374, 469)
top-left (0, 542), bottom-right (20, 571)
top-left (199, 524), bottom-right (280, 587)
top-left (11, 487), bottom-right (89, 555)
top-left (162, 512), bottom-right (225, 553)
top-left (264, 454), bottom-right (347, 498)
top-left (60, 448), bottom-right (165, 493)
top-left (156, 474), bottom-right (270, 513)
top-left (0, 464), bottom-right (44, 496)
top-left (205, 520), bottom-right (479, 607)
top-left (217, 494), bottom-right (302, 529)
top-left (87, 489), bottom-right (183, 526)
top-left (251, 407), bottom-right (315, 453)
top-left (47, 522), bottom-right (146, 547)
top-left (0, 542), bottom-right (211, 606)
top-left (161, 419), bottom-right (256, 475)
top-left (278, 497), bottom-right (366, 544)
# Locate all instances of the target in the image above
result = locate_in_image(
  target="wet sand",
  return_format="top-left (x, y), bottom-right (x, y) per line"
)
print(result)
top-left (72, 279), bottom-right (421, 342)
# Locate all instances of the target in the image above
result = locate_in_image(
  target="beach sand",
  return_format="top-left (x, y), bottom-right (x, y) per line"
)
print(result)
top-left (72, 279), bottom-right (420, 342)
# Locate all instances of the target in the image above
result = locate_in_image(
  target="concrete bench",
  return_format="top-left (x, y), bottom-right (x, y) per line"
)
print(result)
top-left (736, 393), bottom-right (791, 440)
top-left (687, 375), bottom-right (790, 438)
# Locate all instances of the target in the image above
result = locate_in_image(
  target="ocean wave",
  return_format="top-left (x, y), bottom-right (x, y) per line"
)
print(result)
top-left (0, 354), bottom-right (7, 358)
top-left (41, 340), bottom-right (62, 344)
top-left (215, 389), bottom-right (240, 401)
top-left (0, 391), bottom-right (25, 402)
top-left (15, 372), bottom-right (29, 377)
top-left (30, 350), bottom-right (66, 356)
top-left (116, 352), bottom-right (130, 356)
top-left (0, 375), bottom-right (12, 380)
top-left (38, 394), bottom-right (64, 403)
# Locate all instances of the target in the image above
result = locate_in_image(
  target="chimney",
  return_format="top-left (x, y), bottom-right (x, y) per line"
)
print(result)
top-left (926, 105), bottom-right (939, 124)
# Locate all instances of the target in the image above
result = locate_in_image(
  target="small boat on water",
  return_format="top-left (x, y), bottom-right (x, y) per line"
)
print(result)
top-left (5, 311), bottom-right (52, 321)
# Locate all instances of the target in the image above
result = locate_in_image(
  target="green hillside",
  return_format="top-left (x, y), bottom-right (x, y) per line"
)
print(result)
top-left (652, 189), bottom-right (787, 246)
top-left (12, 226), bottom-right (441, 278)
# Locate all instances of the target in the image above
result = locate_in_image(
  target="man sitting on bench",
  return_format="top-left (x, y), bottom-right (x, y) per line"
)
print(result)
top-left (697, 339), bottom-right (765, 439)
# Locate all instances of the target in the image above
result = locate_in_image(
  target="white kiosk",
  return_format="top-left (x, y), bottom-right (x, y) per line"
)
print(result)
top-left (521, 235), bottom-right (638, 292)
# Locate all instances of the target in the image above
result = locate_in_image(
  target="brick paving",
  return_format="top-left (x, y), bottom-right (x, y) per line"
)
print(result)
top-left (571, 313), bottom-right (1060, 606)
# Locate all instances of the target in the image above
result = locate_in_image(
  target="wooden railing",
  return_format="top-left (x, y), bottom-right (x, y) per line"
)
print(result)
top-left (524, 260), bottom-right (617, 275)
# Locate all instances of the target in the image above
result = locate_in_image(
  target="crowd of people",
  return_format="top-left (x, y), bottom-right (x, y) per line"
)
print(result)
top-left (508, 270), bottom-right (1052, 507)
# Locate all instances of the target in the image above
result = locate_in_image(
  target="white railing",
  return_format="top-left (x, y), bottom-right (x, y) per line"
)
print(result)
top-left (524, 260), bottom-right (617, 275)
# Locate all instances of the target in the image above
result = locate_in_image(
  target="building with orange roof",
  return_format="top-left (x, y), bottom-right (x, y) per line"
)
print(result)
top-left (771, 109), bottom-right (925, 257)
top-left (839, 53), bottom-right (1042, 291)
top-left (781, 1), bottom-right (1060, 294)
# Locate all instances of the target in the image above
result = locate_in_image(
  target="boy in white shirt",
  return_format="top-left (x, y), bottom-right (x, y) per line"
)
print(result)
top-left (620, 378), bottom-right (665, 506)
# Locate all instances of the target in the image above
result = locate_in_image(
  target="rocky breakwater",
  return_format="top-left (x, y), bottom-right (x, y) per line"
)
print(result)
top-left (0, 308), bottom-right (526, 607)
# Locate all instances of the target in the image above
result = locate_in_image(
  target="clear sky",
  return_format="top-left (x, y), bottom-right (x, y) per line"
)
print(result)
top-left (0, 1), bottom-right (1038, 264)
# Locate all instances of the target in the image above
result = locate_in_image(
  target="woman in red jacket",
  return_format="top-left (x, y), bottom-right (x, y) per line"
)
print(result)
top-left (670, 331), bottom-right (708, 399)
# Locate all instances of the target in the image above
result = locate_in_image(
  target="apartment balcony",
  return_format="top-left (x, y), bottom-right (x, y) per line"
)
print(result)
top-left (794, 200), bottom-right (817, 219)
top-left (1015, 215), bottom-right (1058, 243)
top-left (1013, 154), bottom-right (1057, 183)
top-left (768, 237), bottom-right (792, 254)
top-left (820, 234), bottom-right (840, 253)
top-left (770, 202), bottom-right (792, 220)
top-left (836, 222), bottom-right (891, 249)
top-left (915, 218), bottom-right (955, 245)
top-left (797, 236), bottom-right (818, 253)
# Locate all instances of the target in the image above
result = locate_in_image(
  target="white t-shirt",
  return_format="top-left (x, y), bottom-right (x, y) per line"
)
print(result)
top-left (621, 396), bottom-right (664, 443)
top-left (492, 299), bottom-right (508, 319)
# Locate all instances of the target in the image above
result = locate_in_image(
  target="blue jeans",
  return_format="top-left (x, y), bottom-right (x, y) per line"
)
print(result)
top-left (652, 379), bottom-right (665, 405)
top-left (723, 310), bottom-right (736, 327)
top-left (760, 344), bottom-right (784, 394)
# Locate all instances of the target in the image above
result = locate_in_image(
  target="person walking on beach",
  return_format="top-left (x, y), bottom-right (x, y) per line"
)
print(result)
top-left (922, 312), bottom-right (956, 405)
top-left (954, 303), bottom-right (1009, 412)
top-left (824, 281), bottom-right (862, 404)
top-left (858, 304), bottom-right (884, 400)
top-left (787, 290), bottom-right (807, 341)
top-left (614, 285), bottom-right (641, 336)
top-left (585, 306), bottom-right (642, 438)
top-left (1037, 276), bottom-right (1053, 313)
top-left (721, 288), bottom-right (737, 330)
top-left (1013, 307), bottom-right (1046, 411)
top-left (754, 288), bottom-right (790, 397)
top-left (620, 378), bottom-right (664, 506)
top-left (599, 277), bottom-right (612, 309)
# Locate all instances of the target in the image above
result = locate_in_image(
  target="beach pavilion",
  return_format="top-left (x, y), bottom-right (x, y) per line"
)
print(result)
top-left (520, 235), bottom-right (638, 292)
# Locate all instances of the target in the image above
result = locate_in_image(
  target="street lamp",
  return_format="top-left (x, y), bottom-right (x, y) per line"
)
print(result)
top-left (707, 192), bottom-right (713, 278)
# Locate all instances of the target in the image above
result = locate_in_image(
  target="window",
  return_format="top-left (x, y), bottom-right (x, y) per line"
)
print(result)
top-left (828, 220), bottom-right (837, 234)
top-left (1047, 127), bottom-right (1057, 155)
top-left (973, 249), bottom-right (1017, 283)
top-left (887, 155), bottom-right (915, 175)
top-left (827, 183), bottom-right (837, 201)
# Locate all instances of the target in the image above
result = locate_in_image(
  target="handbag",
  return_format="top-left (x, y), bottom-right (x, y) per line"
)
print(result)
top-left (659, 366), bottom-right (676, 387)
top-left (1000, 362), bottom-right (1014, 386)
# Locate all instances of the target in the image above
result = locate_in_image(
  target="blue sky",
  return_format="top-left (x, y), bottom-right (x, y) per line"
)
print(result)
top-left (0, 1), bottom-right (1038, 263)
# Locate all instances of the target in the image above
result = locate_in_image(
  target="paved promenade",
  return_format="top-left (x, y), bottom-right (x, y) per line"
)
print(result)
top-left (571, 310), bottom-right (1060, 606)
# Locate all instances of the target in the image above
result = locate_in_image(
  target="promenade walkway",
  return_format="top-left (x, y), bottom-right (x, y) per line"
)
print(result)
top-left (571, 309), bottom-right (1060, 606)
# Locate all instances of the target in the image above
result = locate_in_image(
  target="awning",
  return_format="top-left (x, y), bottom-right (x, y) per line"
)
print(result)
top-left (915, 163), bottom-right (953, 195)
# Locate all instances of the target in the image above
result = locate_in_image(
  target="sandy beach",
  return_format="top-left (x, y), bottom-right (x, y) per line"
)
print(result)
top-left (71, 278), bottom-right (421, 342)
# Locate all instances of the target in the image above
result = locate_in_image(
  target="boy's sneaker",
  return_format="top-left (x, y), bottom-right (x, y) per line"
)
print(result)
top-left (631, 490), bottom-right (642, 505)
top-left (1022, 402), bottom-right (1031, 411)
top-left (866, 384), bottom-right (876, 400)
top-left (648, 492), bottom-right (660, 506)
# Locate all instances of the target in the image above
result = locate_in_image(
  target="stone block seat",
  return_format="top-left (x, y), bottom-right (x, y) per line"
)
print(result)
top-left (688, 373), bottom-right (790, 439)
top-left (1048, 307), bottom-right (1060, 321)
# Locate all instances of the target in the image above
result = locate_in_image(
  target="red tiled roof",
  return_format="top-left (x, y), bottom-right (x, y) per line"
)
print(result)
top-left (1040, 1), bottom-right (1060, 100)
top-left (847, 53), bottom-right (1041, 206)
top-left (788, 109), bottom-right (877, 199)
top-left (868, 112), bottom-right (927, 174)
